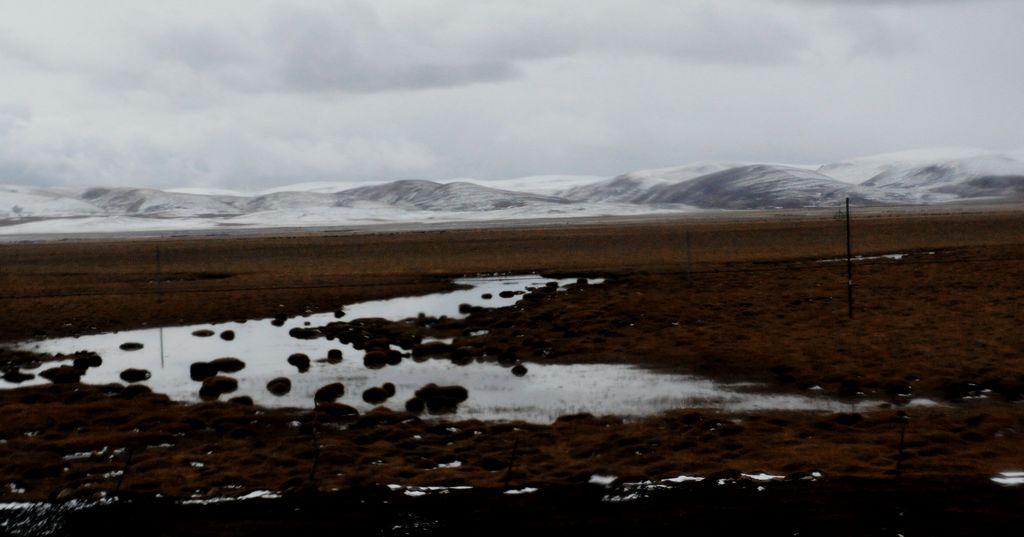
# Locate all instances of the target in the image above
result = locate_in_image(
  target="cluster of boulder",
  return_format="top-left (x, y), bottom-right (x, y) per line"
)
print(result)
top-left (16, 349), bottom-right (164, 401)
top-left (26, 351), bottom-right (104, 384)
top-left (405, 384), bottom-right (469, 414)
top-left (189, 357), bottom-right (246, 400)
top-left (362, 382), bottom-right (396, 404)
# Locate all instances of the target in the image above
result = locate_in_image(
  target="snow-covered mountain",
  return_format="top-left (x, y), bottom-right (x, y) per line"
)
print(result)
top-left (637, 165), bottom-right (878, 209)
top-left (0, 185), bottom-right (104, 219)
top-left (860, 153), bottom-right (1024, 193)
top-left (75, 187), bottom-right (246, 217)
top-left (816, 148), bottom-right (997, 184)
top-left (333, 180), bottom-right (571, 211)
top-left (561, 162), bottom-right (748, 203)
top-left (562, 150), bottom-right (1024, 208)
top-left (2, 148), bottom-right (1023, 236)
top-left (817, 149), bottom-right (1024, 200)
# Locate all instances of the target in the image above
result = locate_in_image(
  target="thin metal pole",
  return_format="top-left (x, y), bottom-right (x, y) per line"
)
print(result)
top-left (503, 436), bottom-right (519, 490)
top-left (156, 247), bottom-right (165, 367)
top-left (846, 198), bottom-right (853, 319)
top-left (685, 231), bottom-right (694, 287)
top-left (155, 247), bottom-right (162, 302)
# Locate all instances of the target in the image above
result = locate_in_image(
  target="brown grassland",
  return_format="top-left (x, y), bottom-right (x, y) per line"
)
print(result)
top-left (1, 206), bottom-right (1023, 535)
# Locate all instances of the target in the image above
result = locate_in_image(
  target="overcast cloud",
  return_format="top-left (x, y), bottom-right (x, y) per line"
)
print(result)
top-left (0, 0), bottom-right (1021, 190)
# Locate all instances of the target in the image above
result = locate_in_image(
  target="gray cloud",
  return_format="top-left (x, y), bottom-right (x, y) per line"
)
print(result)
top-left (0, 0), bottom-right (1021, 189)
top-left (786, 0), bottom-right (1005, 4)
top-left (265, 4), bottom-right (521, 93)
top-left (16, 1), bottom-right (829, 98)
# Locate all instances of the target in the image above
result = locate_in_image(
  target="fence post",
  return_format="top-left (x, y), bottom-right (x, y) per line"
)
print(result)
top-left (846, 198), bottom-right (853, 320)
top-left (685, 230), bottom-right (694, 287)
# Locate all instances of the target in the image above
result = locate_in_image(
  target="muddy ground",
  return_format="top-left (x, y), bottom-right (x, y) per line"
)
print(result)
top-left (1, 206), bottom-right (1023, 534)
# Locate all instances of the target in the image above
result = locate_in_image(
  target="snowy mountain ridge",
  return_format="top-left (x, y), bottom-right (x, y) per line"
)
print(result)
top-left (2, 149), bottom-right (1023, 235)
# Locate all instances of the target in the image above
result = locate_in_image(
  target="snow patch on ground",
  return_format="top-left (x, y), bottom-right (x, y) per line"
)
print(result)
top-left (992, 471), bottom-right (1024, 486)
top-left (503, 487), bottom-right (538, 495)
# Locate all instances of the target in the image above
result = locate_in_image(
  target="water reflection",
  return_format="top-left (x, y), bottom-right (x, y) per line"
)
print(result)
top-left (4, 275), bottom-right (879, 423)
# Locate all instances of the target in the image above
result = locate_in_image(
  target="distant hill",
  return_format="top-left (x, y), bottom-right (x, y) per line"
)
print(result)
top-left (3, 148), bottom-right (1023, 235)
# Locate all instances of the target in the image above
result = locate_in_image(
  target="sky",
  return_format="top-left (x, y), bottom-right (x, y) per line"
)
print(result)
top-left (0, 0), bottom-right (1022, 191)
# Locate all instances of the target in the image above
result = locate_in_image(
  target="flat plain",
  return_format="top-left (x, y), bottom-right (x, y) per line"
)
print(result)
top-left (2, 205), bottom-right (1023, 535)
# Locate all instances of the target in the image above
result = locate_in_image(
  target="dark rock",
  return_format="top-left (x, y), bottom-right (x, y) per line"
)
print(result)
top-left (327, 349), bottom-right (343, 363)
top-left (458, 303), bottom-right (474, 314)
top-left (511, 364), bottom-right (528, 377)
top-left (404, 397), bottom-right (425, 413)
top-left (190, 362), bottom-right (216, 381)
top-left (363, 337), bottom-right (391, 350)
top-left (314, 383), bottom-right (346, 403)
top-left (545, 281), bottom-right (558, 289)
top-left (200, 375), bottom-right (238, 400)
top-left (72, 353), bottom-right (102, 369)
top-left (414, 383), bottom-right (469, 401)
top-left (289, 327), bottom-right (320, 340)
top-left (412, 342), bottom-right (452, 357)
top-left (576, 278), bottom-right (588, 285)
top-left (191, 329), bottom-right (215, 338)
top-left (119, 368), bottom-right (151, 383)
top-left (414, 383), bottom-right (469, 414)
top-left (119, 342), bottom-right (144, 351)
top-left (383, 382), bottom-right (396, 396)
top-left (334, 310), bottom-right (345, 318)
top-left (385, 349), bottom-right (403, 366)
top-left (271, 319), bottom-right (285, 327)
top-left (452, 346), bottom-right (482, 360)
top-left (362, 387), bottom-right (390, 404)
top-left (288, 353), bottom-right (311, 373)
top-left (267, 377), bottom-right (291, 396)
top-left (229, 396), bottom-right (254, 406)
top-left (219, 330), bottom-right (235, 341)
top-left (3, 370), bottom-right (35, 383)
top-left (450, 354), bottom-right (473, 366)
top-left (363, 350), bottom-right (388, 369)
top-left (395, 334), bottom-right (422, 350)
top-left (210, 357), bottom-right (245, 373)
top-left (317, 402), bottom-right (359, 420)
top-left (481, 293), bottom-right (492, 299)
top-left (555, 413), bottom-right (596, 423)
top-left (498, 290), bottom-right (516, 298)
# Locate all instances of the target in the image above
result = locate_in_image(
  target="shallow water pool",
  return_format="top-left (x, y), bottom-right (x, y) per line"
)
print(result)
top-left (3, 275), bottom-right (880, 422)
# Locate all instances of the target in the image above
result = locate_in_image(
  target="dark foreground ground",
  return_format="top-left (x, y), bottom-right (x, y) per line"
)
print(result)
top-left (2, 206), bottom-right (1024, 535)
top-left (8, 480), bottom-right (1019, 537)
